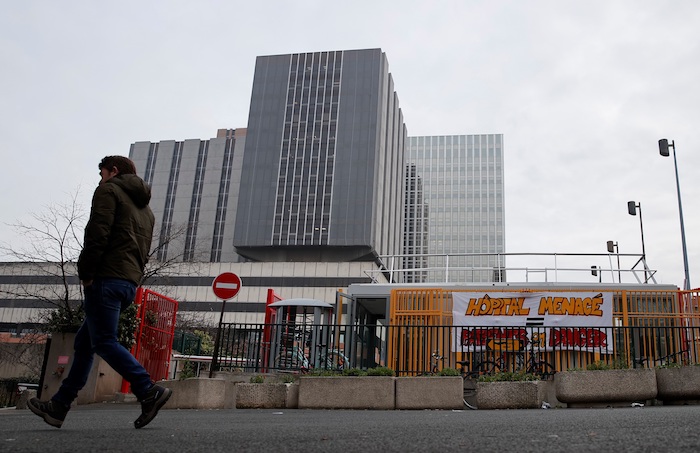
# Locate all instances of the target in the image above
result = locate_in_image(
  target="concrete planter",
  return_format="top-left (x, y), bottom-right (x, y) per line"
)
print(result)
top-left (555, 369), bottom-right (657, 407)
top-left (162, 378), bottom-right (236, 409)
top-left (476, 381), bottom-right (548, 409)
top-left (298, 376), bottom-right (395, 409)
top-left (656, 367), bottom-right (700, 403)
top-left (41, 333), bottom-right (123, 404)
top-left (236, 383), bottom-right (299, 409)
top-left (395, 376), bottom-right (463, 410)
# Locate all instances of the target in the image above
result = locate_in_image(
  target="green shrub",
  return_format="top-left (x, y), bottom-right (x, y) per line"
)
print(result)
top-left (117, 303), bottom-right (139, 349)
top-left (306, 369), bottom-right (343, 376)
top-left (249, 375), bottom-right (265, 383)
top-left (280, 374), bottom-right (297, 383)
top-left (657, 362), bottom-right (683, 369)
top-left (366, 366), bottom-right (395, 376)
top-left (437, 367), bottom-right (460, 376)
top-left (342, 368), bottom-right (368, 376)
top-left (45, 305), bottom-right (84, 334)
top-left (566, 359), bottom-right (630, 371)
top-left (585, 360), bottom-right (629, 370)
top-left (179, 360), bottom-right (196, 380)
top-left (478, 371), bottom-right (539, 382)
top-left (193, 329), bottom-right (215, 355)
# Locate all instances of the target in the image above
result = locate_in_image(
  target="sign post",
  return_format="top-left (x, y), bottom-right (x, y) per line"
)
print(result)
top-left (209, 272), bottom-right (242, 378)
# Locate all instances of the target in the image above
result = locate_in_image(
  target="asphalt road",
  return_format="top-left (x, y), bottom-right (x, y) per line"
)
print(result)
top-left (2, 403), bottom-right (700, 452)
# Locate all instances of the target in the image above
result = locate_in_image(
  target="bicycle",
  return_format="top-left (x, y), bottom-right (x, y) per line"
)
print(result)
top-left (456, 358), bottom-right (478, 410)
top-left (470, 335), bottom-right (555, 379)
top-left (274, 343), bottom-right (349, 373)
top-left (634, 349), bottom-right (690, 368)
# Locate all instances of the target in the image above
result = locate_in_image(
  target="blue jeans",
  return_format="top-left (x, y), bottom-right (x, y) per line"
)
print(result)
top-left (53, 278), bottom-right (153, 406)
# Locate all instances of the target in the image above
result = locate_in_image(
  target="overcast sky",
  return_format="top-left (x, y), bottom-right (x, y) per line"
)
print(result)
top-left (2, 0), bottom-right (699, 288)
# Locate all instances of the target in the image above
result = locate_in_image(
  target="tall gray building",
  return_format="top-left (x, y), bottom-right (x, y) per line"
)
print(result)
top-left (234, 49), bottom-right (406, 263)
top-left (130, 128), bottom-right (247, 263)
top-left (404, 134), bottom-right (505, 282)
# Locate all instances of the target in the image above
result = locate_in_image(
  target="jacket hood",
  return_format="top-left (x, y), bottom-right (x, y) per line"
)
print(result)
top-left (107, 174), bottom-right (152, 208)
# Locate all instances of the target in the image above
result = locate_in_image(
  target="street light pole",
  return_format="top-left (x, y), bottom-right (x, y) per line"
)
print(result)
top-left (659, 139), bottom-right (691, 291)
top-left (627, 201), bottom-right (648, 283)
top-left (607, 240), bottom-right (621, 283)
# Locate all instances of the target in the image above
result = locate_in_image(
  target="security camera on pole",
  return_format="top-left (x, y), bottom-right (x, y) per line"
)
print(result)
top-left (209, 272), bottom-right (242, 378)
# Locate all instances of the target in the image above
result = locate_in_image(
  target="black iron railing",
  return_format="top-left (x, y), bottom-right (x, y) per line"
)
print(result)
top-left (0, 379), bottom-right (38, 408)
top-left (211, 322), bottom-right (700, 376)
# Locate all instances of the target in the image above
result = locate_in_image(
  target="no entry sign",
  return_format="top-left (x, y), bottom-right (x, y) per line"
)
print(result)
top-left (210, 272), bottom-right (242, 377)
top-left (212, 272), bottom-right (242, 300)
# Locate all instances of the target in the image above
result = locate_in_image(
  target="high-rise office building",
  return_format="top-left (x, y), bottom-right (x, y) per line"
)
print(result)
top-left (234, 49), bottom-right (406, 263)
top-left (404, 134), bottom-right (505, 282)
top-left (124, 48), bottom-right (406, 321)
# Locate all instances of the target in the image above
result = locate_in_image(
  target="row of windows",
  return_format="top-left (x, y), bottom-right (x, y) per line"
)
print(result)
top-left (210, 138), bottom-right (235, 262)
top-left (144, 143), bottom-right (158, 186)
top-left (272, 52), bottom-right (343, 242)
top-left (408, 134), bottom-right (503, 146)
top-left (183, 141), bottom-right (209, 261)
top-left (421, 213), bottom-right (504, 221)
top-left (407, 146), bottom-right (503, 155)
top-left (157, 141), bottom-right (184, 261)
top-left (414, 202), bottom-right (504, 209)
top-left (411, 189), bottom-right (504, 196)
top-left (416, 165), bottom-right (503, 173)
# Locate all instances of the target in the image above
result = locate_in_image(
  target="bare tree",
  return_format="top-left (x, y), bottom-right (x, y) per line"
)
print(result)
top-left (0, 331), bottom-right (47, 379)
top-left (1, 190), bottom-right (213, 359)
top-left (141, 222), bottom-right (193, 287)
top-left (141, 222), bottom-right (214, 332)
top-left (0, 190), bottom-right (86, 379)
top-left (0, 189), bottom-right (86, 332)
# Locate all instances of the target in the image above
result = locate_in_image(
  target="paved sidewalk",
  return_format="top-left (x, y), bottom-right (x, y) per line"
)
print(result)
top-left (3, 403), bottom-right (700, 452)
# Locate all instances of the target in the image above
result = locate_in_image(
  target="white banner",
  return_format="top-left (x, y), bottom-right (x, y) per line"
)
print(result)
top-left (452, 291), bottom-right (614, 353)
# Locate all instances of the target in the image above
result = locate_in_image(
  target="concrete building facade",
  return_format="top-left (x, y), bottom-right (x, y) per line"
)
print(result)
top-left (130, 128), bottom-right (248, 263)
top-left (234, 49), bottom-right (406, 263)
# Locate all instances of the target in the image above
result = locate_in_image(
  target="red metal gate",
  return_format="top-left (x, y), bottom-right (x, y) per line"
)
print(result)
top-left (121, 287), bottom-right (178, 393)
top-left (260, 289), bottom-right (283, 372)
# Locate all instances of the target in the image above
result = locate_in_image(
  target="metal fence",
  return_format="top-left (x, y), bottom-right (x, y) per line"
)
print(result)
top-left (172, 330), bottom-right (203, 355)
top-left (0, 379), bottom-right (38, 408)
top-left (389, 324), bottom-right (699, 376)
top-left (211, 322), bottom-right (700, 377)
top-left (213, 322), bottom-right (384, 374)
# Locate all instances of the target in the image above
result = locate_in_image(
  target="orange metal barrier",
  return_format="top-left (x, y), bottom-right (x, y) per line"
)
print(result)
top-left (388, 287), bottom-right (700, 375)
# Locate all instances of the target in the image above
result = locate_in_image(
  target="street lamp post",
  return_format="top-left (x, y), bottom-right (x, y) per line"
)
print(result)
top-left (607, 240), bottom-right (621, 283)
top-left (659, 139), bottom-right (691, 291)
top-left (627, 201), bottom-right (648, 283)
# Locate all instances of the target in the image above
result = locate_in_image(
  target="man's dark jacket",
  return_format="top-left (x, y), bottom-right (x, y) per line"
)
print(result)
top-left (78, 174), bottom-right (155, 285)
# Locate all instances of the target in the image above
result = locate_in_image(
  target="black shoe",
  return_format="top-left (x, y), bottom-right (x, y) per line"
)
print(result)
top-left (27, 398), bottom-right (68, 428)
top-left (134, 384), bottom-right (172, 429)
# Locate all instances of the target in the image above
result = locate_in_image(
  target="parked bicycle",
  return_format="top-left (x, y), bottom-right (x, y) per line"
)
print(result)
top-left (456, 358), bottom-right (478, 410)
top-left (634, 349), bottom-right (690, 368)
top-left (470, 334), bottom-right (555, 379)
top-left (274, 344), bottom-right (349, 373)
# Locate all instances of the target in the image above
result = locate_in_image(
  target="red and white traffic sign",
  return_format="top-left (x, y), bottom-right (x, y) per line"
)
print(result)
top-left (212, 272), bottom-right (242, 300)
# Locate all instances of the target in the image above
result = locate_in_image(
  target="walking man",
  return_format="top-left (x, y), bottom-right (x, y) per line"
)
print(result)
top-left (29, 156), bottom-right (172, 429)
